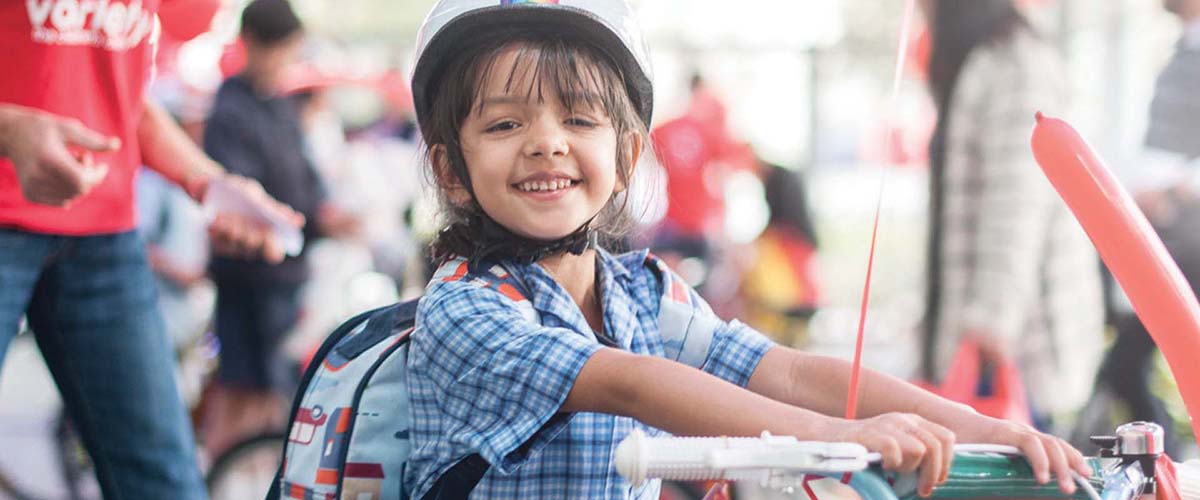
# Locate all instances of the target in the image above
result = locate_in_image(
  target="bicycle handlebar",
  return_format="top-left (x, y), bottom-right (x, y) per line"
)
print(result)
top-left (615, 429), bottom-right (1198, 500)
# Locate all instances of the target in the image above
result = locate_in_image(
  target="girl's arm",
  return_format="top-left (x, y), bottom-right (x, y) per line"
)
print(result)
top-left (563, 348), bottom-right (838, 439)
top-left (563, 348), bottom-right (956, 496)
top-left (745, 346), bottom-right (1090, 494)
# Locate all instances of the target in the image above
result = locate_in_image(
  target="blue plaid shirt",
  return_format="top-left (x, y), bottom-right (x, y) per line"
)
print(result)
top-left (405, 248), bottom-right (776, 499)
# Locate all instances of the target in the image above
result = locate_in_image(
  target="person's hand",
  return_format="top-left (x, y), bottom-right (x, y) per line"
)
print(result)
top-left (201, 173), bottom-right (305, 264)
top-left (0, 105), bottom-right (120, 206)
top-left (828, 413), bottom-right (956, 497)
top-left (957, 416), bottom-right (1091, 494)
top-left (316, 203), bottom-right (362, 240)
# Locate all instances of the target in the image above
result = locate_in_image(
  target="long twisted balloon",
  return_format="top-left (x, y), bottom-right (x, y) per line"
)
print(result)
top-left (1031, 112), bottom-right (1200, 446)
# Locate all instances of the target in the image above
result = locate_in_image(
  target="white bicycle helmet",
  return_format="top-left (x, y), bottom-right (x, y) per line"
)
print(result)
top-left (410, 0), bottom-right (654, 127)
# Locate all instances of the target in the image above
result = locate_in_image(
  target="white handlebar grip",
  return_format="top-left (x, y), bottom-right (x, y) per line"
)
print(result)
top-left (614, 429), bottom-right (869, 487)
top-left (614, 429), bottom-right (768, 486)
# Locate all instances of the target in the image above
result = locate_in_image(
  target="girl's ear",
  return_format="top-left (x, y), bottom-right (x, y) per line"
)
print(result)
top-left (615, 131), bottom-right (644, 194)
top-left (431, 144), bottom-right (472, 205)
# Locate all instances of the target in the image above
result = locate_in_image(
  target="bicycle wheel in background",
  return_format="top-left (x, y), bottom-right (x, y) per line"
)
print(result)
top-left (205, 433), bottom-right (284, 500)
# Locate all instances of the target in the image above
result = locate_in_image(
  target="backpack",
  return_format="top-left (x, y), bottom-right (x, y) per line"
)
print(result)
top-left (268, 254), bottom-right (718, 500)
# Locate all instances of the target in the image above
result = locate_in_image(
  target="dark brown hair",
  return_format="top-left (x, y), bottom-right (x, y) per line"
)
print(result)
top-left (420, 33), bottom-right (650, 260)
top-left (240, 0), bottom-right (302, 45)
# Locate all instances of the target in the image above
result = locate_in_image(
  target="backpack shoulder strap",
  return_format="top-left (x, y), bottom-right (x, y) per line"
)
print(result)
top-left (429, 257), bottom-right (537, 322)
top-left (268, 301), bottom-right (411, 500)
top-left (644, 253), bottom-right (718, 369)
top-left (419, 454), bottom-right (490, 500)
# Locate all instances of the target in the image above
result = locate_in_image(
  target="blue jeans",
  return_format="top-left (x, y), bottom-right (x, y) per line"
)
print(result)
top-left (0, 229), bottom-right (207, 499)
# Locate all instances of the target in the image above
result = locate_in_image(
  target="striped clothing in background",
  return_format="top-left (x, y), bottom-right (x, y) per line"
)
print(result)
top-left (930, 29), bottom-right (1105, 416)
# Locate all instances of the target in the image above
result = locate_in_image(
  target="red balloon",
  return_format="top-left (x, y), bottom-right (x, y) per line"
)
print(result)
top-left (158, 0), bottom-right (221, 42)
top-left (1031, 113), bottom-right (1200, 446)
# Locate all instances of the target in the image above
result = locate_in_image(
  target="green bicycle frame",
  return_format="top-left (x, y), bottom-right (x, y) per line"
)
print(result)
top-left (824, 454), bottom-right (1134, 500)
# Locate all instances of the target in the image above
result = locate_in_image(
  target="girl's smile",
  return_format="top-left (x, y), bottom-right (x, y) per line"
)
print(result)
top-left (511, 169), bottom-right (580, 197)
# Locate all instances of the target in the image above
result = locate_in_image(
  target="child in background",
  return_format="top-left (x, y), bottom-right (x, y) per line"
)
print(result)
top-left (404, 1), bottom-right (1091, 498)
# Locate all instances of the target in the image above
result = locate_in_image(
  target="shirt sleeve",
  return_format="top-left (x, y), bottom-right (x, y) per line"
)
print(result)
top-left (704, 319), bottom-right (776, 388)
top-left (648, 258), bottom-right (775, 387)
top-left (410, 278), bottom-right (603, 474)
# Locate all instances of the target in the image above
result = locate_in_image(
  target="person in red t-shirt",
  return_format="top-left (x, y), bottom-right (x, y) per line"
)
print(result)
top-left (0, 1), bottom-right (303, 498)
top-left (650, 76), bottom-right (747, 294)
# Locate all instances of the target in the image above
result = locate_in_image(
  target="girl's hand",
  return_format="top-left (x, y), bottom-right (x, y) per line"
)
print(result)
top-left (828, 413), bottom-right (956, 497)
top-left (960, 416), bottom-right (1091, 494)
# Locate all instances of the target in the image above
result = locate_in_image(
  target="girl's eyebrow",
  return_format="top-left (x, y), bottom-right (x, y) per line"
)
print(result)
top-left (479, 95), bottom-right (529, 107)
top-left (477, 92), bottom-right (604, 112)
top-left (561, 91), bottom-right (603, 106)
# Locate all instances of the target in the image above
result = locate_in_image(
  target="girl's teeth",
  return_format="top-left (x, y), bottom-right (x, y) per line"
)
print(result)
top-left (519, 180), bottom-right (573, 192)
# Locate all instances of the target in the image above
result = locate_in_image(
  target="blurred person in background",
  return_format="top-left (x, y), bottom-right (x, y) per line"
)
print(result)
top-left (918, 0), bottom-right (1104, 428)
top-left (138, 81), bottom-right (216, 353)
top-left (136, 166), bottom-right (213, 351)
top-left (1097, 0), bottom-right (1200, 452)
top-left (201, 0), bottom-right (359, 456)
top-left (734, 158), bottom-right (822, 347)
top-left (650, 75), bottom-right (747, 290)
top-left (0, 0), bottom-right (303, 497)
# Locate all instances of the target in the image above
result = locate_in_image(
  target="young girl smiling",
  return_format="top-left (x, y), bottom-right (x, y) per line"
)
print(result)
top-left (404, 1), bottom-right (1091, 498)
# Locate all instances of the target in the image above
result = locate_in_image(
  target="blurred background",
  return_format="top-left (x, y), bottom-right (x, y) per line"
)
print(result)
top-left (1, 0), bottom-right (1196, 498)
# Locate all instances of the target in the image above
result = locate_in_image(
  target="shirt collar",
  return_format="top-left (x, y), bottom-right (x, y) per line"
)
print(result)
top-left (594, 247), bottom-right (634, 282)
top-left (512, 249), bottom-right (637, 348)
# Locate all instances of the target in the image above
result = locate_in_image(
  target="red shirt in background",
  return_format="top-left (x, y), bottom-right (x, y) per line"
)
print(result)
top-left (0, 0), bottom-right (160, 235)
top-left (652, 115), bottom-right (725, 237)
top-left (650, 87), bottom-right (748, 238)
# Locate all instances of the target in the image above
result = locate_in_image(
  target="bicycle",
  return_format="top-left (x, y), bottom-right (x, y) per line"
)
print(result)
top-left (616, 421), bottom-right (1197, 500)
top-left (206, 432), bottom-right (287, 499)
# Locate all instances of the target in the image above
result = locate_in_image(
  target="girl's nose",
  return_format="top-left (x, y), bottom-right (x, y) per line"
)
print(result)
top-left (523, 120), bottom-right (569, 158)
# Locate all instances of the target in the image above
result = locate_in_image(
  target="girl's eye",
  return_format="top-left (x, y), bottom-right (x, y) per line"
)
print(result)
top-left (566, 117), bottom-right (598, 128)
top-left (485, 121), bottom-right (519, 133)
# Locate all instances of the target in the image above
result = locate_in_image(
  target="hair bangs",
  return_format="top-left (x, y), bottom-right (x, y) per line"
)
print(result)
top-left (470, 39), bottom-right (630, 124)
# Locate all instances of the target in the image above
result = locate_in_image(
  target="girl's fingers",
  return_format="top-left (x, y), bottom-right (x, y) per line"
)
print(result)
top-left (876, 435), bottom-right (904, 471)
top-left (1063, 438), bottom-right (1092, 477)
top-left (1041, 435), bottom-right (1076, 494)
top-left (893, 431), bottom-right (927, 475)
top-left (923, 422), bottom-right (956, 484)
top-left (1017, 433), bottom-right (1052, 484)
top-left (909, 426), bottom-right (943, 497)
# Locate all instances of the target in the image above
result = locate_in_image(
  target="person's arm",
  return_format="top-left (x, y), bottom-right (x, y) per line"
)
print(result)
top-left (138, 99), bottom-right (223, 201)
top-left (0, 103), bottom-right (119, 206)
top-left (563, 348), bottom-right (838, 440)
top-left (745, 346), bottom-right (1090, 494)
top-left (137, 98), bottom-right (303, 263)
top-left (567, 346), bottom-right (966, 497)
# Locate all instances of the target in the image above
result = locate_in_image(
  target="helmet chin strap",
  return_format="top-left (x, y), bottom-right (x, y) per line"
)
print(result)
top-left (459, 210), bottom-right (599, 266)
top-left (446, 161), bottom-right (600, 265)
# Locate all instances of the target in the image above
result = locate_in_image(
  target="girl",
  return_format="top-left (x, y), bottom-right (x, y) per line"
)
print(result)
top-left (405, 1), bottom-right (1090, 498)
